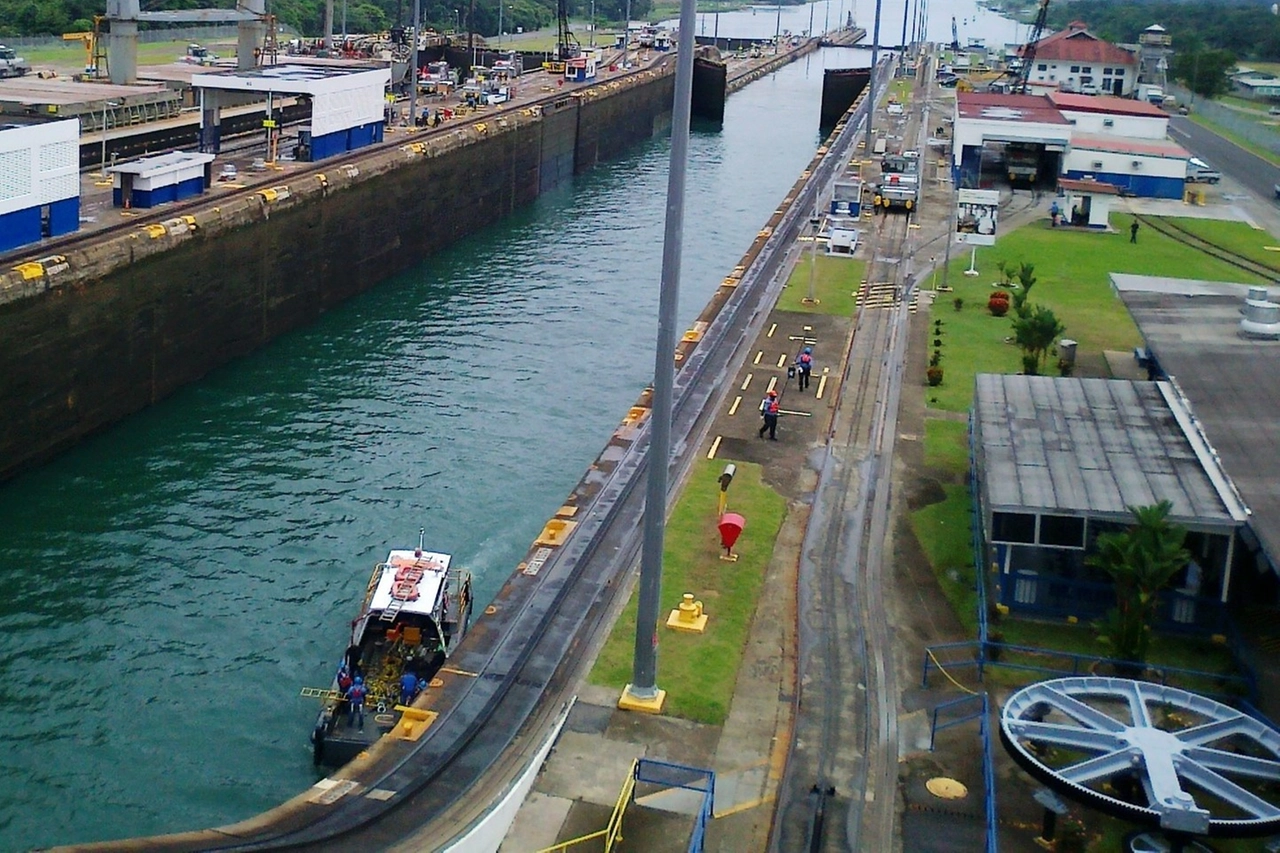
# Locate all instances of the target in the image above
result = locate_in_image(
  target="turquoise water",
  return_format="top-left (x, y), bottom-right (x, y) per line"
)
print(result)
top-left (0, 48), bottom-right (866, 851)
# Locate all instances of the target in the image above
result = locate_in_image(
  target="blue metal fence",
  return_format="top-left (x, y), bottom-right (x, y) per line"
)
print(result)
top-left (927, 692), bottom-right (997, 853)
top-left (634, 758), bottom-right (715, 853)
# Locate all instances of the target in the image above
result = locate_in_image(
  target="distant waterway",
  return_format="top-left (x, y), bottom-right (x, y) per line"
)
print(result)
top-left (669, 0), bottom-right (1023, 49)
top-left (0, 47), bottom-right (869, 851)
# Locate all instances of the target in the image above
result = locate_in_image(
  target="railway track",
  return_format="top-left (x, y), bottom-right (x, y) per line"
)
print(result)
top-left (772, 58), bottom-right (932, 852)
top-left (1134, 214), bottom-right (1280, 283)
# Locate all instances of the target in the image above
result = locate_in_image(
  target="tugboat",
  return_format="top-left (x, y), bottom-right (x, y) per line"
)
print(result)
top-left (310, 531), bottom-right (472, 766)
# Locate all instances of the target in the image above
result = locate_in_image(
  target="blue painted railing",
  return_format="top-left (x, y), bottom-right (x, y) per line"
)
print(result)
top-left (927, 692), bottom-right (997, 853)
top-left (634, 758), bottom-right (715, 853)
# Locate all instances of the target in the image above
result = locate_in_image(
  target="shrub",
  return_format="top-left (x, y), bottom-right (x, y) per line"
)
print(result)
top-left (1021, 353), bottom-right (1039, 375)
top-left (926, 366), bottom-right (944, 386)
top-left (988, 291), bottom-right (1010, 317)
top-left (930, 349), bottom-right (942, 367)
top-left (952, 297), bottom-right (964, 311)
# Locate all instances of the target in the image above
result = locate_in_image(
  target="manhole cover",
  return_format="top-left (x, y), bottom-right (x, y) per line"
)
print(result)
top-left (925, 777), bottom-right (968, 800)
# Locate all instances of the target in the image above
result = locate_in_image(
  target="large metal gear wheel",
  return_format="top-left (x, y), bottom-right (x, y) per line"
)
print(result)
top-left (1000, 677), bottom-right (1280, 838)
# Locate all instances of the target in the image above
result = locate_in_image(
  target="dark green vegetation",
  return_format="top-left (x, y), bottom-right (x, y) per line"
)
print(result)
top-left (0, 0), bottom-right (651, 39)
top-left (1044, 0), bottom-right (1280, 62)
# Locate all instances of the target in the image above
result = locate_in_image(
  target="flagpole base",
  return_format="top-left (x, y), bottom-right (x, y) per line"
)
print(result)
top-left (618, 684), bottom-right (667, 714)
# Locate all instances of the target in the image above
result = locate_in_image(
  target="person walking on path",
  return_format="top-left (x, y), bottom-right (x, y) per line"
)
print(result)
top-left (795, 347), bottom-right (813, 392)
top-left (1130, 219), bottom-right (1139, 243)
top-left (1049, 201), bottom-right (1059, 227)
top-left (758, 389), bottom-right (780, 440)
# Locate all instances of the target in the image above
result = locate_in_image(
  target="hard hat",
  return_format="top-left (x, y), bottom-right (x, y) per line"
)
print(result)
top-left (803, 347), bottom-right (812, 354)
top-left (768, 389), bottom-right (778, 397)
top-left (354, 676), bottom-right (363, 684)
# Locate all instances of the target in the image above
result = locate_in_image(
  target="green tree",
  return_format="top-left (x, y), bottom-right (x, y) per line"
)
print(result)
top-left (1087, 501), bottom-right (1190, 668)
top-left (1010, 261), bottom-right (1036, 320)
top-left (1011, 304), bottom-right (1063, 375)
top-left (1172, 48), bottom-right (1237, 100)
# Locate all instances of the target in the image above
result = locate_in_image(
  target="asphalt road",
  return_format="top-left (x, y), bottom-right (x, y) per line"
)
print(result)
top-left (1169, 115), bottom-right (1280, 203)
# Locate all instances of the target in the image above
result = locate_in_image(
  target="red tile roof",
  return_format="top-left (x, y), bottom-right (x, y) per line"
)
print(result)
top-left (1048, 91), bottom-right (1167, 117)
top-left (1070, 133), bottom-right (1189, 159)
top-left (1058, 177), bottom-right (1121, 195)
top-left (1030, 29), bottom-right (1137, 66)
top-left (956, 92), bottom-right (1071, 125)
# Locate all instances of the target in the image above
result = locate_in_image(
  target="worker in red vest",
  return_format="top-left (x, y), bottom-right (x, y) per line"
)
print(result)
top-left (758, 390), bottom-right (780, 441)
top-left (795, 347), bottom-right (813, 392)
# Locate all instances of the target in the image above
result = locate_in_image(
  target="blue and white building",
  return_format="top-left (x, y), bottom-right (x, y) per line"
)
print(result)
top-left (192, 64), bottom-right (390, 161)
top-left (0, 120), bottom-right (80, 254)
top-left (108, 150), bottom-right (215, 209)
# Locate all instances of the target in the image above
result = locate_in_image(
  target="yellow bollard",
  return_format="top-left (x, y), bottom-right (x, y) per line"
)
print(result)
top-left (666, 593), bottom-right (709, 633)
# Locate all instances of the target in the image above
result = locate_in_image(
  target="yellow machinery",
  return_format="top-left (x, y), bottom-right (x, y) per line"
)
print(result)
top-left (62, 16), bottom-right (107, 79)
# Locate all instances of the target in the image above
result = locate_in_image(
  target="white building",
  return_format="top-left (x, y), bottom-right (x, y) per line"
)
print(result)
top-left (952, 92), bottom-right (1071, 187)
top-left (1048, 92), bottom-right (1169, 140)
top-left (1022, 22), bottom-right (1138, 97)
top-left (0, 120), bottom-right (80, 254)
top-left (192, 64), bottom-right (390, 160)
top-left (1062, 134), bottom-right (1189, 199)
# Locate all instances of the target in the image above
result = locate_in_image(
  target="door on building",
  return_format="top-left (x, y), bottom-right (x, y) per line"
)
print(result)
top-left (40, 204), bottom-right (51, 238)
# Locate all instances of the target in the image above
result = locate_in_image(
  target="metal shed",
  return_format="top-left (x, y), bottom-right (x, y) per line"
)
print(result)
top-left (972, 374), bottom-right (1249, 629)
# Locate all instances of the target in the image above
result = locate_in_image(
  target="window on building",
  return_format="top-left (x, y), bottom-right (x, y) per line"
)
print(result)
top-left (1070, 65), bottom-right (1080, 73)
top-left (993, 512), bottom-right (1037, 544)
top-left (1081, 76), bottom-right (1093, 84)
top-left (1038, 63), bottom-right (1047, 71)
top-left (1039, 515), bottom-right (1086, 548)
top-left (1082, 66), bottom-right (1093, 73)
top-left (1049, 74), bottom-right (1056, 81)
top-left (1103, 118), bottom-right (1115, 127)
top-left (1103, 67), bottom-right (1112, 76)
top-left (1113, 69), bottom-right (1124, 77)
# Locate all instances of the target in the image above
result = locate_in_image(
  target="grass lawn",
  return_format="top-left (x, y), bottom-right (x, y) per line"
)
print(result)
top-left (1189, 113), bottom-right (1280, 167)
top-left (20, 39), bottom-right (237, 67)
top-left (922, 418), bottom-right (969, 480)
top-left (926, 213), bottom-right (1271, 412)
top-left (588, 458), bottom-right (787, 725)
top-left (886, 77), bottom-right (912, 105)
top-left (1163, 216), bottom-right (1280, 271)
top-left (910, 483), bottom-right (978, 636)
top-left (777, 252), bottom-right (864, 316)
top-left (988, 618), bottom-right (1244, 698)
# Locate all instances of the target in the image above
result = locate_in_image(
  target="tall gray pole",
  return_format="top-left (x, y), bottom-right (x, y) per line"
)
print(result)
top-left (863, 0), bottom-right (883, 158)
top-left (410, 0), bottom-right (420, 126)
top-left (324, 0), bottom-right (334, 51)
top-left (624, 0), bottom-right (699, 711)
top-left (498, 1), bottom-right (503, 47)
top-left (774, 0), bottom-right (782, 53)
top-left (823, 0), bottom-right (829, 37)
top-left (808, 1), bottom-right (814, 37)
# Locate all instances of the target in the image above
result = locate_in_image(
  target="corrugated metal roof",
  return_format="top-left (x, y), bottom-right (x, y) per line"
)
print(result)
top-left (974, 374), bottom-right (1243, 527)
top-left (1114, 274), bottom-right (1277, 564)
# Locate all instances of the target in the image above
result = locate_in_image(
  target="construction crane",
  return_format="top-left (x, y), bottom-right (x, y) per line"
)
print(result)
top-left (1015, 0), bottom-right (1050, 94)
top-left (61, 15), bottom-right (108, 79)
top-left (557, 0), bottom-right (580, 61)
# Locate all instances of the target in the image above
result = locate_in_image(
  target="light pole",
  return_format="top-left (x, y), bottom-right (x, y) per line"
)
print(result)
top-left (621, 0), bottom-right (699, 717)
top-left (410, 0), bottom-right (420, 127)
top-left (454, 8), bottom-right (460, 33)
top-left (497, 0), bottom-right (503, 47)
top-left (774, 0), bottom-right (782, 53)
top-left (805, 204), bottom-right (821, 304)
top-left (100, 100), bottom-right (120, 176)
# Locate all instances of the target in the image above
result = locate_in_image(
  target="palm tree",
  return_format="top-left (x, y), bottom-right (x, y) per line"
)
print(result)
top-left (1012, 304), bottom-right (1065, 375)
top-left (1087, 501), bottom-right (1190, 670)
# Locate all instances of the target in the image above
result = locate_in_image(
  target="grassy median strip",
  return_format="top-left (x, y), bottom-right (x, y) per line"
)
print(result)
top-left (589, 458), bottom-right (787, 725)
top-left (778, 254), bottom-right (865, 316)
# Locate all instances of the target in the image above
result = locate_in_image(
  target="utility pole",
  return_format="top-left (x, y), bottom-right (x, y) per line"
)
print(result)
top-left (774, 0), bottom-right (782, 53)
top-left (808, 1), bottom-right (814, 38)
top-left (410, 0), bottom-right (420, 127)
top-left (863, 0), bottom-right (883, 158)
top-left (498, 0), bottom-right (503, 48)
top-left (620, 0), bottom-right (699, 717)
top-left (590, 0), bottom-right (595, 47)
top-left (342, 0), bottom-right (347, 40)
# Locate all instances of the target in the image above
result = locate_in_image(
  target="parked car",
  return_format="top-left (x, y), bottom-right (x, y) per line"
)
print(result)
top-left (217, 163), bottom-right (238, 182)
top-left (1079, 83), bottom-right (1100, 96)
top-left (1269, 106), bottom-right (1280, 117)
top-left (1185, 157), bottom-right (1221, 184)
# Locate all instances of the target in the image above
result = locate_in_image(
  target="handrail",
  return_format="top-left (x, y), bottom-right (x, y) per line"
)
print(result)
top-left (922, 639), bottom-right (1257, 701)
top-left (925, 692), bottom-right (996, 853)
top-left (534, 758), bottom-right (637, 853)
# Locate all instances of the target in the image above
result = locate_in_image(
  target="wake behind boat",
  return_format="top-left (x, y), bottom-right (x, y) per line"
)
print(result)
top-left (309, 532), bottom-right (472, 767)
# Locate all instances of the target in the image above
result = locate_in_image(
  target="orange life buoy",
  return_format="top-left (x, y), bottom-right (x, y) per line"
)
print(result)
top-left (395, 566), bottom-right (424, 583)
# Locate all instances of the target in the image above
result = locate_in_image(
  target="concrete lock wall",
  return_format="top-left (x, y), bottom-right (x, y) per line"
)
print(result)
top-left (0, 69), bottom-right (676, 481)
